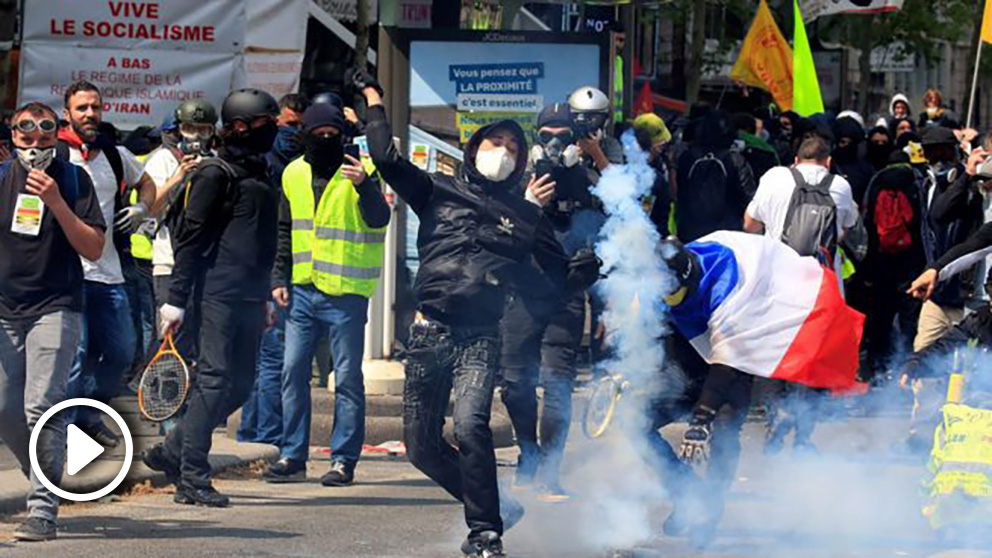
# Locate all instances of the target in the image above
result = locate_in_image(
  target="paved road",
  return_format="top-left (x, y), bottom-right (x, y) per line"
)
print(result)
top-left (1, 413), bottom-right (990, 558)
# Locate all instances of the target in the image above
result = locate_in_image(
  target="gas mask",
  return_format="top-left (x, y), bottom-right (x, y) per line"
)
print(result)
top-left (15, 145), bottom-right (56, 171)
top-left (179, 129), bottom-right (213, 157)
top-left (534, 130), bottom-right (580, 169)
top-left (475, 146), bottom-right (516, 182)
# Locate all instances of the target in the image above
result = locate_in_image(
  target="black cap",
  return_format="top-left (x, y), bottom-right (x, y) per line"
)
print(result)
top-left (921, 126), bottom-right (958, 146)
top-left (303, 103), bottom-right (345, 134)
top-left (312, 92), bottom-right (344, 109)
top-left (537, 103), bottom-right (571, 129)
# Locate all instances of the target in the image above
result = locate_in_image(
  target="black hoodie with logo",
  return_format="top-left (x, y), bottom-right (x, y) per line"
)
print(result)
top-left (366, 105), bottom-right (582, 328)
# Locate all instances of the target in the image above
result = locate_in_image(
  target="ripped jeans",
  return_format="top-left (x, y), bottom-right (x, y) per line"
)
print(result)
top-left (402, 321), bottom-right (502, 538)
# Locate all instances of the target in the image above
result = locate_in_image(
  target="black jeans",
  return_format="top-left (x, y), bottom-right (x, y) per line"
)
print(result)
top-left (859, 279), bottom-right (921, 380)
top-left (403, 321), bottom-right (502, 537)
top-left (643, 334), bottom-right (752, 525)
top-left (499, 292), bottom-right (584, 485)
top-left (163, 299), bottom-right (264, 487)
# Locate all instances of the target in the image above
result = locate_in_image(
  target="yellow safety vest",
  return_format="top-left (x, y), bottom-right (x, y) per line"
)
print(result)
top-left (282, 156), bottom-right (385, 298)
top-left (614, 55), bottom-right (624, 124)
top-left (128, 179), bottom-right (153, 261)
top-left (923, 402), bottom-right (992, 529)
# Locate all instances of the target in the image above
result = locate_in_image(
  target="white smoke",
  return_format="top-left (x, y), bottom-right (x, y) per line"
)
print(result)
top-left (527, 131), bottom-right (683, 553)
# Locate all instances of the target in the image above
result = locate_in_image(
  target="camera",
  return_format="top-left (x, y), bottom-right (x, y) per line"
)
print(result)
top-left (179, 139), bottom-right (210, 157)
top-left (571, 111), bottom-right (608, 140)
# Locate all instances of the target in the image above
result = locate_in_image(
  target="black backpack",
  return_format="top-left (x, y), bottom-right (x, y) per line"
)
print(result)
top-left (161, 157), bottom-right (238, 236)
top-left (781, 168), bottom-right (838, 267)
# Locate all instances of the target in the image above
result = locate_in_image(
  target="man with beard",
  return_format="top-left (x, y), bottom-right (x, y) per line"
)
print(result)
top-left (58, 80), bottom-right (157, 448)
top-left (261, 102), bottom-right (390, 485)
top-left (831, 115), bottom-right (875, 204)
top-left (143, 89), bottom-right (281, 507)
top-left (359, 74), bottom-right (600, 558)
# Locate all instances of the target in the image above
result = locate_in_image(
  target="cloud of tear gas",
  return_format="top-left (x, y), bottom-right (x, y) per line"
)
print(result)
top-left (512, 131), bottom-right (685, 554)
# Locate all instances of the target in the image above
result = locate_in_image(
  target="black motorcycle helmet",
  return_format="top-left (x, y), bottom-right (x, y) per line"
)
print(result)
top-left (221, 89), bottom-right (279, 126)
top-left (660, 237), bottom-right (701, 307)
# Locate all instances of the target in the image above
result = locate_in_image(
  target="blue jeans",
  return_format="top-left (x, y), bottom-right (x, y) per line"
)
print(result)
top-left (124, 260), bottom-right (155, 378)
top-left (68, 281), bottom-right (136, 427)
top-left (238, 308), bottom-right (286, 445)
top-left (280, 285), bottom-right (367, 464)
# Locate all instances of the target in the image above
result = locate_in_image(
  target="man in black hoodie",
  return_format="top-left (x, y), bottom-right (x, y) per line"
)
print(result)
top-left (144, 89), bottom-right (281, 508)
top-left (831, 115), bottom-right (875, 204)
top-left (359, 77), bottom-right (600, 558)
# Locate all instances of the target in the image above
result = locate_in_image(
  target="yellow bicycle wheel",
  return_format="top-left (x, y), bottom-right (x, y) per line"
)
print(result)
top-left (583, 375), bottom-right (623, 438)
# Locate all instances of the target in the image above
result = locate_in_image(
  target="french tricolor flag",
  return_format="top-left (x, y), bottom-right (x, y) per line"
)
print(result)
top-left (670, 231), bottom-right (864, 391)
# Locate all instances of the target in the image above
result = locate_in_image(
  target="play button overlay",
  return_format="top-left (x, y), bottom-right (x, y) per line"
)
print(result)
top-left (66, 424), bottom-right (106, 475)
top-left (29, 398), bottom-right (133, 502)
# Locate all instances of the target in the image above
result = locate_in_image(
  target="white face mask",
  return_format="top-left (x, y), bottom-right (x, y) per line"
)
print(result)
top-left (15, 146), bottom-right (55, 171)
top-left (475, 146), bottom-right (516, 182)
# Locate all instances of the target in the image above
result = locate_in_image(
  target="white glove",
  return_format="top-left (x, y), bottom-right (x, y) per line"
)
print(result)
top-left (159, 304), bottom-right (185, 337)
top-left (115, 202), bottom-right (149, 235)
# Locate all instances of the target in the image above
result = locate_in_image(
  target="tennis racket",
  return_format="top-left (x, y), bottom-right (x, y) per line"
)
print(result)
top-left (138, 332), bottom-right (190, 421)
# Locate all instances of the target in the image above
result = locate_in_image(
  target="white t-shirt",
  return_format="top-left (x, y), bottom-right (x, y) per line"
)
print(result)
top-left (746, 163), bottom-right (858, 286)
top-left (143, 147), bottom-right (181, 276)
top-left (69, 145), bottom-right (145, 285)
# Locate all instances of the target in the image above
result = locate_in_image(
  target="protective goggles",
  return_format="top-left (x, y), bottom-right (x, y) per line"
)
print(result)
top-left (538, 130), bottom-right (574, 145)
top-left (14, 119), bottom-right (58, 134)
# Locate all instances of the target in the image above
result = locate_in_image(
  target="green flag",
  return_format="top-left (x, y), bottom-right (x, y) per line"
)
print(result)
top-left (792, 0), bottom-right (824, 116)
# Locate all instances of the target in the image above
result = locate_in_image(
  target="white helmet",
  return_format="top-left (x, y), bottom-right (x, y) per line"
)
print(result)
top-left (568, 86), bottom-right (610, 114)
top-left (568, 86), bottom-right (610, 137)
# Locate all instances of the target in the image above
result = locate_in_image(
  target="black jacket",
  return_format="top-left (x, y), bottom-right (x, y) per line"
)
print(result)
top-left (366, 105), bottom-right (583, 327)
top-left (169, 146), bottom-right (279, 307)
top-left (905, 304), bottom-right (992, 379)
top-left (923, 168), bottom-right (985, 306)
top-left (860, 164), bottom-right (926, 284)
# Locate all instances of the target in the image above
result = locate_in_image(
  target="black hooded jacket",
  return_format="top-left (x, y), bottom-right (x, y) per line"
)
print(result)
top-left (365, 105), bottom-right (578, 327)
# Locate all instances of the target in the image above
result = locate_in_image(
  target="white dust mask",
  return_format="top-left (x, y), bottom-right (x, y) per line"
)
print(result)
top-left (475, 146), bottom-right (516, 182)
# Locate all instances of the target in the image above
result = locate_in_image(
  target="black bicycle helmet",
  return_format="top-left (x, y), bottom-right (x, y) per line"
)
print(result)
top-left (220, 89), bottom-right (278, 125)
top-left (660, 237), bottom-right (701, 306)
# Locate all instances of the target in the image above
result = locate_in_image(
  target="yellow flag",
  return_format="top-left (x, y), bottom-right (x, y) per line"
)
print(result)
top-left (983, 0), bottom-right (992, 44)
top-left (730, 0), bottom-right (794, 111)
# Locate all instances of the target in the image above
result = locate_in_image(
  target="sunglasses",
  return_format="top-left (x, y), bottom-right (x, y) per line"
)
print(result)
top-left (14, 119), bottom-right (57, 133)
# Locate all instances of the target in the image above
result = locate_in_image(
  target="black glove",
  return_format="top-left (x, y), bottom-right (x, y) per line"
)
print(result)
top-left (567, 248), bottom-right (602, 290)
top-left (678, 406), bottom-right (717, 464)
top-left (346, 67), bottom-right (384, 98)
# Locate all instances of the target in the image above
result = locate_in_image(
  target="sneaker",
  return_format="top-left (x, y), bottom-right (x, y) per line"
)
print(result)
top-left (320, 461), bottom-right (354, 487)
top-left (174, 483), bottom-right (230, 508)
top-left (534, 483), bottom-right (571, 503)
top-left (80, 420), bottom-right (120, 448)
top-left (13, 517), bottom-right (57, 542)
top-left (262, 458), bottom-right (307, 484)
top-left (461, 531), bottom-right (506, 557)
top-left (143, 444), bottom-right (180, 486)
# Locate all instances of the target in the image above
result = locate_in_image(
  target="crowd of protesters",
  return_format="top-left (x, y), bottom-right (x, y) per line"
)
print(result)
top-left (3, 75), bottom-right (992, 556)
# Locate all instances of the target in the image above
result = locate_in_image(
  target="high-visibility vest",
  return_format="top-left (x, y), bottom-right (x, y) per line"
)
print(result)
top-left (282, 156), bottom-right (385, 298)
top-left (614, 55), bottom-right (624, 124)
top-left (128, 178), bottom-right (153, 261)
top-left (923, 402), bottom-right (992, 529)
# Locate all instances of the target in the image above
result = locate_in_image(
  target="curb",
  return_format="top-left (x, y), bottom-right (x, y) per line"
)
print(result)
top-left (0, 436), bottom-right (279, 518)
